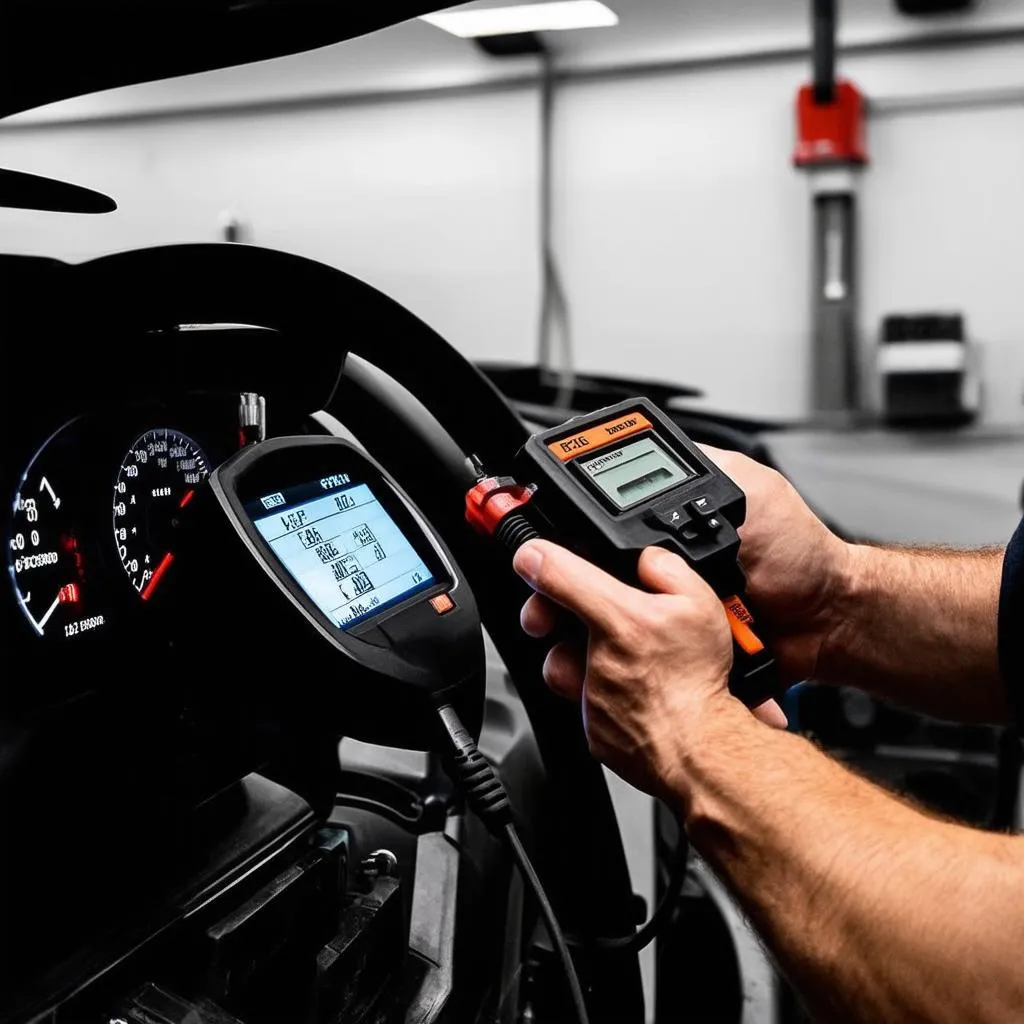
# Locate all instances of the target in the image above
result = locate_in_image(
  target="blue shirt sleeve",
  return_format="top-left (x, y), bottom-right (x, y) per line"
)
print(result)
top-left (999, 519), bottom-right (1024, 725)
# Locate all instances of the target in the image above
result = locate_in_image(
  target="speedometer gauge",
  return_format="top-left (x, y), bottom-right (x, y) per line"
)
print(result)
top-left (113, 428), bottom-right (209, 597)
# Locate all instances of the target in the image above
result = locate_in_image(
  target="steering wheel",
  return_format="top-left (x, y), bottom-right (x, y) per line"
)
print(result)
top-left (1, 243), bottom-right (645, 1023)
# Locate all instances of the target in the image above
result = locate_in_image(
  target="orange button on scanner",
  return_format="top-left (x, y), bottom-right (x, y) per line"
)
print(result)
top-left (429, 593), bottom-right (455, 615)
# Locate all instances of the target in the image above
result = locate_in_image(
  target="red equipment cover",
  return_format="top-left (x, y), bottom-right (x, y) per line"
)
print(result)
top-left (793, 80), bottom-right (867, 167)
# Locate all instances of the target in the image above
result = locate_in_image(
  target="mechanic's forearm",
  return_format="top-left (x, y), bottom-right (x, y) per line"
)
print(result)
top-left (819, 543), bottom-right (1008, 722)
top-left (674, 704), bottom-right (1024, 1024)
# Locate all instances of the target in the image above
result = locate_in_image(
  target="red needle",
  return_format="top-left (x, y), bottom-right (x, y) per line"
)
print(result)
top-left (141, 552), bottom-right (175, 601)
top-left (179, 489), bottom-right (196, 509)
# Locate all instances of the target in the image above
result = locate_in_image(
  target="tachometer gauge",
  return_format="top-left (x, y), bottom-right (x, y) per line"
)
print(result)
top-left (9, 464), bottom-right (104, 640)
top-left (113, 428), bottom-right (209, 597)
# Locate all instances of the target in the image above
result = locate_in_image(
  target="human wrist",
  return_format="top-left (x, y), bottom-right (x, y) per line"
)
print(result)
top-left (658, 690), bottom-right (758, 817)
top-left (812, 538), bottom-right (867, 686)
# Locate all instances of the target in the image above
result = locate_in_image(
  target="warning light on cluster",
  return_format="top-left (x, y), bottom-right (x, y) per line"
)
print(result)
top-left (58, 583), bottom-right (80, 604)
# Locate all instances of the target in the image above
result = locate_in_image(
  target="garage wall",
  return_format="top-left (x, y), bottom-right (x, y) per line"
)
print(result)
top-left (556, 40), bottom-right (1024, 422)
top-left (1, 36), bottom-right (1022, 423)
top-left (861, 100), bottom-right (1024, 427)
top-left (0, 91), bottom-right (542, 369)
top-left (555, 61), bottom-right (812, 420)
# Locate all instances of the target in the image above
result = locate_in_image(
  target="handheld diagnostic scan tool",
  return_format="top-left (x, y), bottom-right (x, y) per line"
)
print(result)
top-left (466, 398), bottom-right (781, 709)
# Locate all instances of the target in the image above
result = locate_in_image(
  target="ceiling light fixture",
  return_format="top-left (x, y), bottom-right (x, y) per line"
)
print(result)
top-left (420, 1), bottom-right (618, 39)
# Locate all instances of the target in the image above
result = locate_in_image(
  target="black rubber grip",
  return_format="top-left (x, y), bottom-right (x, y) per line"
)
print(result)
top-left (495, 512), bottom-right (540, 553)
top-left (436, 703), bottom-right (512, 830)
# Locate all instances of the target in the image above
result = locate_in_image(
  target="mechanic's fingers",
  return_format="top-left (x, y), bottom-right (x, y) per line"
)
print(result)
top-left (753, 699), bottom-right (788, 729)
top-left (520, 592), bottom-right (559, 638)
top-left (638, 546), bottom-right (788, 728)
top-left (513, 540), bottom-right (634, 632)
top-left (696, 442), bottom-right (726, 461)
top-left (696, 443), bottom-right (768, 505)
top-left (542, 641), bottom-right (586, 701)
top-left (696, 443), bottom-right (736, 472)
top-left (636, 545), bottom-right (716, 600)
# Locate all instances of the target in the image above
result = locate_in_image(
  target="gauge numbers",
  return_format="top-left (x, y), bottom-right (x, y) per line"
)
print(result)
top-left (113, 428), bottom-right (209, 597)
top-left (9, 468), bottom-right (99, 638)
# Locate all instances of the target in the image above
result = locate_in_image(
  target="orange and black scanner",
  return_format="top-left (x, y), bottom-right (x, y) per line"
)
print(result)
top-left (466, 397), bottom-right (781, 710)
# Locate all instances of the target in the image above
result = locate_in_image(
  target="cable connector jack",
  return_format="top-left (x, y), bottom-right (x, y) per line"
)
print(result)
top-left (436, 703), bottom-right (512, 830)
top-left (435, 703), bottom-right (590, 1024)
top-left (465, 476), bottom-right (537, 550)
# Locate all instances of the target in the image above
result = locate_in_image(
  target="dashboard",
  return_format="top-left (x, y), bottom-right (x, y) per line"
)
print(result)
top-left (7, 394), bottom-right (249, 649)
top-left (0, 244), bottom-right (647, 1024)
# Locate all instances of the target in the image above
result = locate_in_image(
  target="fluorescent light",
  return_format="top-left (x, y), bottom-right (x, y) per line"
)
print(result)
top-left (420, 2), bottom-right (618, 39)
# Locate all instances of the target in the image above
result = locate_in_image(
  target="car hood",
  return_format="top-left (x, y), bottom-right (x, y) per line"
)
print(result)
top-left (0, 0), bottom-right (455, 120)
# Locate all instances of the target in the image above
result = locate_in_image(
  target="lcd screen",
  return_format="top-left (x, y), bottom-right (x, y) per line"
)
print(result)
top-left (248, 476), bottom-right (435, 629)
top-left (577, 435), bottom-right (696, 510)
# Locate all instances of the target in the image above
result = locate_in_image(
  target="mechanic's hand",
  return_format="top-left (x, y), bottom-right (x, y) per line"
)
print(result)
top-left (513, 540), bottom-right (785, 801)
top-left (697, 446), bottom-right (850, 683)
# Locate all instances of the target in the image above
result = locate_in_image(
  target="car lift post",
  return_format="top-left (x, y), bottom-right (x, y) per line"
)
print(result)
top-left (795, 0), bottom-right (868, 421)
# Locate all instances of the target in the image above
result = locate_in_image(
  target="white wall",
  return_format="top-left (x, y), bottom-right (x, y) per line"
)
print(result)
top-left (0, 91), bottom-right (542, 365)
top-left (555, 39), bottom-right (1024, 422)
top-left (1, 27), bottom-right (1022, 423)
top-left (556, 61), bottom-right (812, 419)
top-left (862, 102), bottom-right (1024, 425)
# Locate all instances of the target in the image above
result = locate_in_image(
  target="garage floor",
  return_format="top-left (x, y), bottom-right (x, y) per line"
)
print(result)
top-left (766, 427), bottom-right (1023, 547)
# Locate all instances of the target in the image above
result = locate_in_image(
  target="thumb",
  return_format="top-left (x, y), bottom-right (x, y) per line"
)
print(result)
top-left (637, 545), bottom-right (717, 600)
top-left (754, 699), bottom-right (789, 729)
top-left (512, 539), bottom-right (632, 632)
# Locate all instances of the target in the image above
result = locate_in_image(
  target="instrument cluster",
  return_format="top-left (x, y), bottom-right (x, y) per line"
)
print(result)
top-left (7, 397), bottom-right (239, 645)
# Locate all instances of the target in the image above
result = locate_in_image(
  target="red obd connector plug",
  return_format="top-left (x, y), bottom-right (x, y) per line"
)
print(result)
top-left (465, 477), bottom-right (539, 552)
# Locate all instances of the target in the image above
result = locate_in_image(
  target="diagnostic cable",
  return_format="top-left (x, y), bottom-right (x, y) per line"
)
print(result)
top-left (436, 702), bottom-right (591, 1024)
